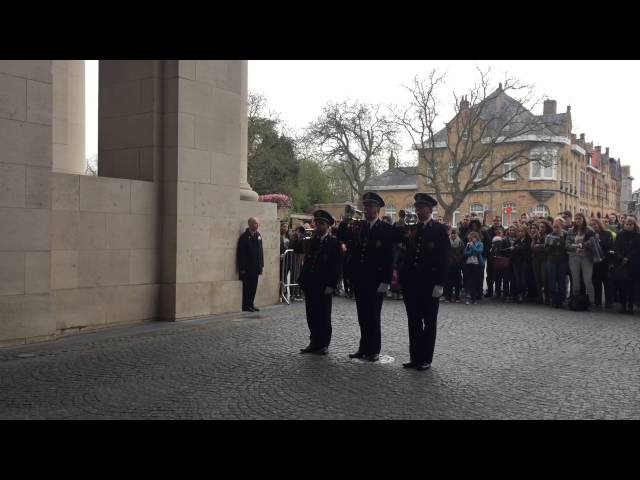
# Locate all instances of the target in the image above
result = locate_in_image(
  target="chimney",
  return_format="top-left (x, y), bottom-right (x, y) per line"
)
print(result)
top-left (606, 147), bottom-right (610, 156)
top-left (579, 133), bottom-right (585, 146)
top-left (388, 153), bottom-right (396, 170)
top-left (595, 145), bottom-right (601, 152)
top-left (543, 99), bottom-right (557, 115)
top-left (459, 95), bottom-right (469, 111)
top-left (571, 133), bottom-right (576, 144)
top-left (567, 105), bottom-right (571, 112)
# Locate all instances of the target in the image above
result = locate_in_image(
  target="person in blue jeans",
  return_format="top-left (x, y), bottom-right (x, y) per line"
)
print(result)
top-left (545, 218), bottom-right (569, 308)
top-left (463, 231), bottom-right (485, 304)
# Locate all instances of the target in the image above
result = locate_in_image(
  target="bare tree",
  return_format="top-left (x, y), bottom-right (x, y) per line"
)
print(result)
top-left (306, 101), bottom-right (399, 200)
top-left (393, 68), bottom-right (560, 222)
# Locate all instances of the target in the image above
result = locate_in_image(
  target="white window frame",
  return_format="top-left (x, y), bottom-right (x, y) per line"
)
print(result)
top-left (529, 145), bottom-right (558, 180)
top-left (472, 159), bottom-right (483, 182)
top-left (531, 204), bottom-right (549, 218)
top-left (385, 204), bottom-right (396, 221)
top-left (405, 205), bottom-right (416, 215)
top-left (503, 160), bottom-right (517, 180)
top-left (453, 210), bottom-right (462, 226)
top-left (470, 203), bottom-right (484, 217)
top-left (448, 162), bottom-right (455, 183)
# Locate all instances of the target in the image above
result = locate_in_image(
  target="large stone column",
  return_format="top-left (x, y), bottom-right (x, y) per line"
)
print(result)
top-left (0, 60), bottom-right (55, 346)
top-left (160, 60), bottom-right (277, 320)
top-left (238, 61), bottom-right (258, 201)
top-left (52, 60), bottom-right (85, 175)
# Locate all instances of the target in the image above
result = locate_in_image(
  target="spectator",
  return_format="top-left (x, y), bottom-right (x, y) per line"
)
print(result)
top-left (444, 228), bottom-right (464, 303)
top-left (566, 212), bottom-right (596, 307)
top-left (463, 231), bottom-right (485, 304)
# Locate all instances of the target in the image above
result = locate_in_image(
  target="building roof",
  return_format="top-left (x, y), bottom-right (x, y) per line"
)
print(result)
top-left (430, 88), bottom-right (569, 146)
top-left (365, 166), bottom-right (418, 190)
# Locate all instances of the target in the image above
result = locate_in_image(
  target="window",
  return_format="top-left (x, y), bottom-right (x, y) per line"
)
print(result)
top-left (452, 210), bottom-right (462, 226)
top-left (529, 145), bottom-right (559, 180)
top-left (470, 203), bottom-right (484, 217)
top-left (472, 160), bottom-right (483, 182)
top-left (580, 172), bottom-right (586, 196)
top-left (531, 205), bottom-right (549, 218)
top-left (405, 205), bottom-right (416, 215)
top-left (385, 204), bottom-right (396, 221)
top-left (425, 165), bottom-right (436, 185)
top-left (448, 162), bottom-right (455, 183)
top-left (502, 202), bottom-right (516, 226)
top-left (503, 160), bottom-right (517, 180)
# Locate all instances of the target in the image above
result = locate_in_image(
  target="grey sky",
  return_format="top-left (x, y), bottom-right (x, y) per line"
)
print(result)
top-left (85, 60), bottom-right (640, 189)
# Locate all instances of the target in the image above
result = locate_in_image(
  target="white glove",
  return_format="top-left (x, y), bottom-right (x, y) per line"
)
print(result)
top-left (432, 285), bottom-right (444, 298)
top-left (324, 286), bottom-right (334, 295)
top-left (377, 283), bottom-right (390, 293)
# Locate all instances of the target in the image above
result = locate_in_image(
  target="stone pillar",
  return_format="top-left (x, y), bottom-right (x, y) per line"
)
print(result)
top-left (52, 60), bottom-right (85, 175)
top-left (238, 61), bottom-right (258, 201)
top-left (98, 60), bottom-right (161, 181)
top-left (0, 60), bottom-right (55, 346)
top-left (160, 60), bottom-right (277, 320)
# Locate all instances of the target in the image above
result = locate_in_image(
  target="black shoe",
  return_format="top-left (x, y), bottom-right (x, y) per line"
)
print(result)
top-left (402, 361), bottom-right (417, 369)
top-left (348, 351), bottom-right (364, 359)
top-left (364, 354), bottom-right (380, 362)
top-left (300, 345), bottom-right (317, 353)
top-left (312, 347), bottom-right (329, 355)
top-left (416, 362), bottom-right (431, 371)
top-left (251, 306), bottom-right (260, 312)
top-left (242, 307), bottom-right (253, 312)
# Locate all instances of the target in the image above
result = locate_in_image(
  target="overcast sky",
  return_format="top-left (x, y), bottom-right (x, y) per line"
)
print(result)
top-left (85, 60), bottom-right (640, 189)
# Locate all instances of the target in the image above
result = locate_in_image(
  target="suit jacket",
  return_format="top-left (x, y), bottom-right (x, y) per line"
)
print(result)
top-left (346, 218), bottom-right (394, 288)
top-left (297, 233), bottom-right (341, 292)
top-left (399, 219), bottom-right (450, 288)
top-left (237, 228), bottom-right (264, 276)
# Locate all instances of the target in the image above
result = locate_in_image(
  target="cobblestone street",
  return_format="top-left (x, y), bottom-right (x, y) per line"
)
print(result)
top-left (2, 296), bottom-right (640, 419)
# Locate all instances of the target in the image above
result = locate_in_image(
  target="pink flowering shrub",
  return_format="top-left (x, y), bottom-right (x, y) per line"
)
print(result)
top-left (258, 193), bottom-right (292, 208)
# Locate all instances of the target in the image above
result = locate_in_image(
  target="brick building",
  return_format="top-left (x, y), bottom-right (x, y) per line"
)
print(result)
top-left (367, 88), bottom-right (630, 225)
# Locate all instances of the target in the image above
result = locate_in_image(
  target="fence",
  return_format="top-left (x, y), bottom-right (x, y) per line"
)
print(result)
top-left (280, 249), bottom-right (304, 304)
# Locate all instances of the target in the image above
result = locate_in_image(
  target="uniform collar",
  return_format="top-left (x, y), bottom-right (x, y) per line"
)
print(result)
top-left (368, 218), bottom-right (379, 229)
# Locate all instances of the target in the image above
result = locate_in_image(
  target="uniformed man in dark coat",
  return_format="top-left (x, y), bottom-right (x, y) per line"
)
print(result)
top-left (343, 192), bottom-right (394, 362)
top-left (237, 217), bottom-right (264, 312)
top-left (399, 193), bottom-right (450, 371)
top-left (297, 210), bottom-right (341, 355)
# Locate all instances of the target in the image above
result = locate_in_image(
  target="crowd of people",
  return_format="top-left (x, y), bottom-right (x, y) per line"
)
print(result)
top-left (282, 208), bottom-right (640, 314)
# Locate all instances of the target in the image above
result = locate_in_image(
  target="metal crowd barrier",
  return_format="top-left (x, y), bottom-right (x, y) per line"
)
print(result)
top-left (280, 249), bottom-right (304, 304)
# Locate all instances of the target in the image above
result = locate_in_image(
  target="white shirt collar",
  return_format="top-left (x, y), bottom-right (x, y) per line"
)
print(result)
top-left (320, 231), bottom-right (330, 241)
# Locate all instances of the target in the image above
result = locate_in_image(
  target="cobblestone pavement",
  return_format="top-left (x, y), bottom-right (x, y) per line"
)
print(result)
top-left (2, 297), bottom-right (640, 419)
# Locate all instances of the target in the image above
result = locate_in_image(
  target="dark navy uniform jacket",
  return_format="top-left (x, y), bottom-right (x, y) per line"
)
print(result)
top-left (399, 219), bottom-right (450, 288)
top-left (346, 219), bottom-right (394, 288)
top-left (298, 233), bottom-right (341, 292)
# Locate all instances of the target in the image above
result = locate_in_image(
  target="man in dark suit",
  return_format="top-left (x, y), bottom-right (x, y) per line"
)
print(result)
top-left (237, 217), bottom-right (264, 312)
top-left (344, 192), bottom-right (394, 362)
top-left (399, 193), bottom-right (450, 371)
top-left (297, 210), bottom-right (341, 355)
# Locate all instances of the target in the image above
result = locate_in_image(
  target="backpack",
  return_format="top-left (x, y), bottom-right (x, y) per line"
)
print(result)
top-left (568, 294), bottom-right (590, 311)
